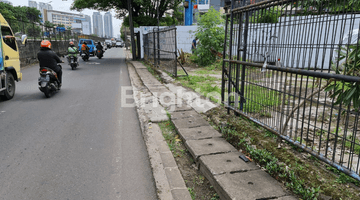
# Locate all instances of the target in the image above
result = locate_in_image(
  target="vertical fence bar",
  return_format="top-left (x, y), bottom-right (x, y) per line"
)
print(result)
top-left (240, 11), bottom-right (249, 111)
top-left (227, 0), bottom-right (235, 114)
top-left (153, 29), bottom-right (156, 66)
top-left (221, 13), bottom-right (229, 103)
top-left (174, 28), bottom-right (178, 77)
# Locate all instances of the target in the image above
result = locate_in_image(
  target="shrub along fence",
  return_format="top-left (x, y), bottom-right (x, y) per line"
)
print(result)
top-left (222, 0), bottom-right (360, 181)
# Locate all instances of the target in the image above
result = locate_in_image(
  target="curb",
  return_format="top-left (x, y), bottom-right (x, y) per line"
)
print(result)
top-left (126, 59), bottom-right (192, 200)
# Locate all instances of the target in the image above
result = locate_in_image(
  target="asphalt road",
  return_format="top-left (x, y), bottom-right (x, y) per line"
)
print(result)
top-left (0, 48), bottom-right (157, 200)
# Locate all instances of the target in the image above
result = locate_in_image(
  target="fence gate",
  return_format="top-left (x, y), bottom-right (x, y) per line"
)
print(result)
top-left (222, 0), bottom-right (360, 181)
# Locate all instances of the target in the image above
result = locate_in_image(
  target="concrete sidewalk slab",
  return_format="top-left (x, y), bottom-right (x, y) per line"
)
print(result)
top-left (172, 115), bottom-right (210, 129)
top-left (177, 126), bottom-right (222, 140)
top-left (170, 110), bottom-right (200, 120)
top-left (185, 138), bottom-right (238, 160)
top-left (199, 152), bottom-right (259, 176)
top-left (131, 61), bottom-right (147, 69)
top-left (215, 171), bottom-right (287, 200)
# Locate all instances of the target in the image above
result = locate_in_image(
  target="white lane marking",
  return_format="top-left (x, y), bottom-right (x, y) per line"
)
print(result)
top-left (87, 62), bottom-right (100, 65)
top-left (0, 111), bottom-right (6, 115)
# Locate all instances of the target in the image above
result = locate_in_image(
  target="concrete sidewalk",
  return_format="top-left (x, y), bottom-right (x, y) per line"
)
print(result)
top-left (126, 56), bottom-right (297, 199)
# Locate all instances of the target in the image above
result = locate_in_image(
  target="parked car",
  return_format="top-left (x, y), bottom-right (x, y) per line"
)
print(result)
top-left (78, 39), bottom-right (96, 56)
top-left (115, 42), bottom-right (123, 48)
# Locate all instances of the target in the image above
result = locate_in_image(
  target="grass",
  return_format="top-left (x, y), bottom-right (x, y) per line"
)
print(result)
top-left (207, 107), bottom-right (360, 199)
top-left (177, 75), bottom-right (222, 103)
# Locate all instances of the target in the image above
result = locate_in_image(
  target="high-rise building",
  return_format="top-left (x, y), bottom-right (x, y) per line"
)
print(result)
top-left (103, 12), bottom-right (113, 38)
top-left (92, 12), bottom-right (103, 37)
top-left (28, 0), bottom-right (37, 8)
top-left (38, 2), bottom-right (53, 22)
top-left (85, 15), bottom-right (92, 34)
top-left (46, 10), bottom-right (84, 28)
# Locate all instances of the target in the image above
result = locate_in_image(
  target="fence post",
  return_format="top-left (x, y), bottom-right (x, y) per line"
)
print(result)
top-left (227, 0), bottom-right (235, 114)
top-left (239, 11), bottom-right (249, 111)
top-left (157, 29), bottom-right (160, 68)
top-left (174, 28), bottom-right (178, 77)
top-left (153, 29), bottom-right (156, 66)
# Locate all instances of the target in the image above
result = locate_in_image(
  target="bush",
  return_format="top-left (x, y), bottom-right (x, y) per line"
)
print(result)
top-left (193, 7), bottom-right (225, 66)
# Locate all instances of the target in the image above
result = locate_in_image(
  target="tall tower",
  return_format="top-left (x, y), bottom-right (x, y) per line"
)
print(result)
top-left (92, 12), bottom-right (103, 37)
top-left (104, 12), bottom-right (113, 38)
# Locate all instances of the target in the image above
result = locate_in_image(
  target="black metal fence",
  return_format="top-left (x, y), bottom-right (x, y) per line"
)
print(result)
top-left (222, 0), bottom-right (360, 180)
top-left (143, 27), bottom-right (179, 76)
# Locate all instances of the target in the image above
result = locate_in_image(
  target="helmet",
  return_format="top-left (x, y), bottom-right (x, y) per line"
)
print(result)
top-left (41, 40), bottom-right (51, 49)
top-left (83, 41), bottom-right (87, 44)
top-left (69, 41), bottom-right (74, 45)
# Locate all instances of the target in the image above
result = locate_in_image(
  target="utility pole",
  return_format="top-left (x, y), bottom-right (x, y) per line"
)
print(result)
top-left (124, 26), bottom-right (128, 50)
top-left (127, 0), bottom-right (136, 59)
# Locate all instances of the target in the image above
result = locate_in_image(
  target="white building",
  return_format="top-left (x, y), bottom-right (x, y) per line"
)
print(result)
top-left (93, 12), bottom-right (103, 37)
top-left (28, 0), bottom-right (37, 8)
top-left (38, 2), bottom-right (53, 22)
top-left (45, 10), bottom-right (84, 28)
top-left (103, 12), bottom-right (113, 38)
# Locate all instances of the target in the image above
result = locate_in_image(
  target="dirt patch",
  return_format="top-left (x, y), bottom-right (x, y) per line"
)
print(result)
top-left (158, 121), bottom-right (219, 200)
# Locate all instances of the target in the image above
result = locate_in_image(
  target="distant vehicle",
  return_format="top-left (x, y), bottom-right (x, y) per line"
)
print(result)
top-left (78, 39), bottom-right (96, 56)
top-left (105, 39), bottom-right (112, 48)
top-left (115, 42), bottom-right (123, 48)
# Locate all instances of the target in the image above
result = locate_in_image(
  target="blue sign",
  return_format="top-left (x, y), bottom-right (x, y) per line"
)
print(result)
top-left (56, 27), bottom-right (66, 33)
top-left (44, 32), bottom-right (50, 37)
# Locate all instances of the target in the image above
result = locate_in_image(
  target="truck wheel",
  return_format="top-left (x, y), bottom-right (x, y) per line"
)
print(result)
top-left (3, 72), bottom-right (15, 100)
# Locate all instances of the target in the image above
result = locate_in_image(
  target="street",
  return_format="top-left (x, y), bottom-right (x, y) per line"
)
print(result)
top-left (0, 48), bottom-right (157, 199)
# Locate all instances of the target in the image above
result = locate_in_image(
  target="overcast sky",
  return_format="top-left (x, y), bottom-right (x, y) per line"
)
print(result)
top-left (10, 0), bottom-right (123, 38)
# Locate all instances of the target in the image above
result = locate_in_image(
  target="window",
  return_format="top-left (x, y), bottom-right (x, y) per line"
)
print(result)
top-left (1, 26), bottom-right (17, 51)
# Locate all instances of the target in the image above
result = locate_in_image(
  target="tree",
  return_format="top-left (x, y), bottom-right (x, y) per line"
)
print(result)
top-left (193, 7), bottom-right (226, 66)
top-left (295, 0), bottom-right (360, 13)
top-left (0, 2), bottom-right (41, 34)
top-left (71, 0), bottom-right (182, 27)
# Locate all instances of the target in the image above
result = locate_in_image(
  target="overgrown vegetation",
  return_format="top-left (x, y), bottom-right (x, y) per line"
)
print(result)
top-left (207, 107), bottom-right (360, 199)
top-left (158, 119), bottom-right (220, 200)
top-left (193, 7), bottom-right (226, 66)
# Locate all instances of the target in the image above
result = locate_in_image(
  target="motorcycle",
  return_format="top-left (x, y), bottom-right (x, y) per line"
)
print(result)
top-left (38, 65), bottom-right (61, 98)
top-left (68, 55), bottom-right (78, 70)
top-left (81, 51), bottom-right (89, 61)
top-left (96, 49), bottom-right (104, 59)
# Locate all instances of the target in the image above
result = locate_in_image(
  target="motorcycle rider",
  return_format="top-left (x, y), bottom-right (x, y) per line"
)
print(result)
top-left (81, 41), bottom-right (90, 57)
top-left (96, 42), bottom-right (104, 56)
top-left (37, 40), bottom-right (63, 87)
top-left (67, 41), bottom-right (78, 63)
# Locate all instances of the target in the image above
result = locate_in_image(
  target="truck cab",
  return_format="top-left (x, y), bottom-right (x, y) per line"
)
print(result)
top-left (0, 13), bottom-right (22, 100)
top-left (78, 39), bottom-right (96, 56)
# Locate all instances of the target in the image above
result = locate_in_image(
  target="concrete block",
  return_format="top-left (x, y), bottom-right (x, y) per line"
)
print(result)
top-left (130, 61), bottom-right (147, 69)
top-left (171, 110), bottom-right (199, 120)
top-left (199, 152), bottom-right (259, 177)
top-left (172, 116), bottom-right (210, 129)
top-left (150, 124), bottom-right (165, 142)
top-left (276, 196), bottom-right (298, 200)
top-left (143, 102), bottom-right (168, 123)
top-left (160, 152), bottom-right (178, 168)
top-left (215, 171), bottom-right (287, 200)
top-left (185, 138), bottom-right (237, 160)
top-left (189, 98), bottom-right (218, 113)
top-left (165, 168), bottom-right (187, 189)
top-left (171, 189), bottom-right (192, 200)
top-left (165, 102), bottom-right (193, 113)
top-left (158, 139), bottom-right (171, 153)
top-left (177, 126), bottom-right (222, 140)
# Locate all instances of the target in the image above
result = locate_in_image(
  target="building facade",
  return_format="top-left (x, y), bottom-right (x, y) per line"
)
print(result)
top-left (103, 12), bottom-right (113, 38)
top-left (45, 10), bottom-right (84, 28)
top-left (28, 0), bottom-right (37, 8)
top-left (93, 12), bottom-right (103, 37)
top-left (38, 2), bottom-right (53, 22)
top-left (85, 15), bottom-right (92, 34)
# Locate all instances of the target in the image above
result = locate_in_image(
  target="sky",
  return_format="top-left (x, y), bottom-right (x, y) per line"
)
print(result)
top-left (10, 0), bottom-right (123, 38)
